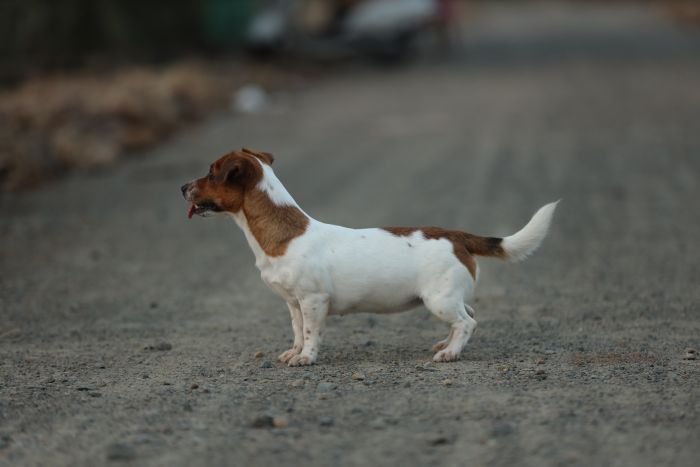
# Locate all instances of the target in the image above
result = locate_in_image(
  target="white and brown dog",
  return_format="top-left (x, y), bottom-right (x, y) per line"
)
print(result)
top-left (181, 148), bottom-right (558, 366)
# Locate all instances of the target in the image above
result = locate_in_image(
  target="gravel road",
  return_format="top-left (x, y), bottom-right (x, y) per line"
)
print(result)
top-left (1, 3), bottom-right (699, 466)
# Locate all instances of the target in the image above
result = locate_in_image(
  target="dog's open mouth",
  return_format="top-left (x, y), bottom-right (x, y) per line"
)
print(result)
top-left (187, 201), bottom-right (221, 218)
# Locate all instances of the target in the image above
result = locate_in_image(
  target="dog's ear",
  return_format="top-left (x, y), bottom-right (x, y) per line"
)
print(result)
top-left (221, 156), bottom-right (257, 187)
top-left (242, 147), bottom-right (274, 165)
top-left (258, 151), bottom-right (274, 165)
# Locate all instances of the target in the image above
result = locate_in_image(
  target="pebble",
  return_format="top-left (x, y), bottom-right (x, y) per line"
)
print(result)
top-left (683, 348), bottom-right (697, 360)
top-left (272, 416), bottom-right (289, 428)
top-left (442, 379), bottom-right (454, 386)
top-left (144, 342), bottom-right (172, 351)
top-left (260, 361), bottom-right (273, 368)
top-left (536, 358), bottom-right (546, 365)
top-left (319, 416), bottom-right (334, 427)
top-left (251, 414), bottom-right (289, 429)
top-left (106, 442), bottom-right (136, 461)
top-left (317, 382), bottom-right (337, 392)
top-left (429, 435), bottom-right (454, 446)
top-left (351, 372), bottom-right (366, 381)
top-left (191, 383), bottom-right (199, 390)
top-left (251, 415), bottom-right (274, 428)
top-left (491, 422), bottom-right (514, 437)
top-left (254, 351), bottom-right (265, 358)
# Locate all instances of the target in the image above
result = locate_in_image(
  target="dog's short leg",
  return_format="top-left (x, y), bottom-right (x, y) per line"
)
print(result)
top-left (431, 328), bottom-right (454, 352)
top-left (279, 302), bottom-right (304, 363)
top-left (288, 294), bottom-right (329, 367)
top-left (426, 298), bottom-right (477, 362)
top-left (432, 304), bottom-right (473, 350)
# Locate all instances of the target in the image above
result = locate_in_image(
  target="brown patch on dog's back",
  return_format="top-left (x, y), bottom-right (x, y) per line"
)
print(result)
top-left (453, 245), bottom-right (477, 280)
top-left (243, 188), bottom-right (309, 257)
top-left (382, 226), bottom-right (505, 279)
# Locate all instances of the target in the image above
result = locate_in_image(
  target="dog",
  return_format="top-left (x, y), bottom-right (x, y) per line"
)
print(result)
top-left (181, 148), bottom-right (558, 366)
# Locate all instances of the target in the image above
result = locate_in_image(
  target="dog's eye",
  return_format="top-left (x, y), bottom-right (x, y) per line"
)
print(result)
top-left (207, 173), bottom-right (214, 181)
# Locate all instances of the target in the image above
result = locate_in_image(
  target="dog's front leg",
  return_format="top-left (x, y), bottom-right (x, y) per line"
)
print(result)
top-left (288, 294), bottom-right (329, 367)
top-left (278, 302), bottom-right (304, 363)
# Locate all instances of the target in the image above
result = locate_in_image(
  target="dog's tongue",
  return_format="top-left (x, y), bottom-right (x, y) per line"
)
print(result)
top-left (187, 204), bottom-right (195, 219)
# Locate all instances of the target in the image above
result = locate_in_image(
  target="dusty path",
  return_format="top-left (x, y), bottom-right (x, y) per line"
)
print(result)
top-left (2, 3), bottom-right (699, 466)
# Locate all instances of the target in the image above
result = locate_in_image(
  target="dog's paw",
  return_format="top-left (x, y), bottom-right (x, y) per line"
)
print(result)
top-left (278, 347), bottom-right (302, 363)
top-left (431, 339), bottom-right (449, 352)
top-left (433, 349), bottom-right (461, 362)
top-left (288, 354), bottom-right (315, 367)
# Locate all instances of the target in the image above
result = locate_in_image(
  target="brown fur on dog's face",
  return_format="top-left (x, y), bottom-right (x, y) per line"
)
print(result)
top-left (182, 149), bottom-right (272, 215)
top-left (182, 148), bottom-right (308, 256)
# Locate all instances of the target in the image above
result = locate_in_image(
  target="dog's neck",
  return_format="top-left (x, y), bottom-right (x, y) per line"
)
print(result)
top-left (229, 164), bottom-right (310, 265)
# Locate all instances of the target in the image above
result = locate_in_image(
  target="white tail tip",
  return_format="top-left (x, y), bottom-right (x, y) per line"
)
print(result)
top-left (501, 200), bottom-right (560, 262)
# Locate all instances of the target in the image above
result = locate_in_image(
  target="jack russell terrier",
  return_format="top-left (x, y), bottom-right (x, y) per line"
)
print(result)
top-left (181, 148), bottom-right (558, 366)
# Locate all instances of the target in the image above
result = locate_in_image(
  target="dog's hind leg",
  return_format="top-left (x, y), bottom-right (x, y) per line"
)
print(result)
top-left (424, 286), bottom-right (477, 362)
top-left (433, 304), bottom-right (477, 362)
top-left (279, 302), bottom-right (304, 363)
top-left (431, 328), bottom-right (454, 352)
top-left (431, 304), bottom-right (475, 352)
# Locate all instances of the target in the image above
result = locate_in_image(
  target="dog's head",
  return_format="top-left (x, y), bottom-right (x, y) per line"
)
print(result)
top-left (180, 148), bottom-right (274, 218)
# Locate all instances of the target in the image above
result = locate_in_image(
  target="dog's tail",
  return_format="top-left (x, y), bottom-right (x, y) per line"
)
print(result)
top-left (463, 201), bottom-right (559, 262)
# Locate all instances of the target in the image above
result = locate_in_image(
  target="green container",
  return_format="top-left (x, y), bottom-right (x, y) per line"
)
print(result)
top-left (203, 0), bottom-right (255, 47)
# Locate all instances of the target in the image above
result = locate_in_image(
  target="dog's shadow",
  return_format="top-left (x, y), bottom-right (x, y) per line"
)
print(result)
top-left (313, 311), bottom-right (497, 365)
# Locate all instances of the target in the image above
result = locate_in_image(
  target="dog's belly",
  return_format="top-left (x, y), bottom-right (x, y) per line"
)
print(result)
top-left (329, 295), bottom-right (423, 316)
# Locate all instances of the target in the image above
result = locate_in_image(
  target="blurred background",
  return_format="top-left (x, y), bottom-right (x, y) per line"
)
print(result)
top-left (1, 0), bottom-right (699, 191)
top-left (2, 2), bottom-right (700, 466)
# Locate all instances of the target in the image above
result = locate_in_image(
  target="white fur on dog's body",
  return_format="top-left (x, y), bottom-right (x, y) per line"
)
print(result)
top-left (228, 162), bottom-right (558, 366)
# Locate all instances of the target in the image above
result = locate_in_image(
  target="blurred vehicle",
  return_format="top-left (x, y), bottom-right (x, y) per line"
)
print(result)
top-left (246, 0), bottom-right (456, 61)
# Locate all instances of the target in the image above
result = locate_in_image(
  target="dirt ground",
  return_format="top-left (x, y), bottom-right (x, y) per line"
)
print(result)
top-left (1, 3), bottom-right (699, 467)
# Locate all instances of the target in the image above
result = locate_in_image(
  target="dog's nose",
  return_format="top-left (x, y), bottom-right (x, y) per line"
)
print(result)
top-left (180, 183), bottom-right (189, 196)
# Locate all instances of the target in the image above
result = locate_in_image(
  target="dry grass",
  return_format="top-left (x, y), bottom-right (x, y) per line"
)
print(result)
top-left (0, 60), bottom-right (299, 191)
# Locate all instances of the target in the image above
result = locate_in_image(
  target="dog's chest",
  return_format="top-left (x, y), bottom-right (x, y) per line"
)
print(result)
top-left (257, 259), bottom-right (300, 303)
